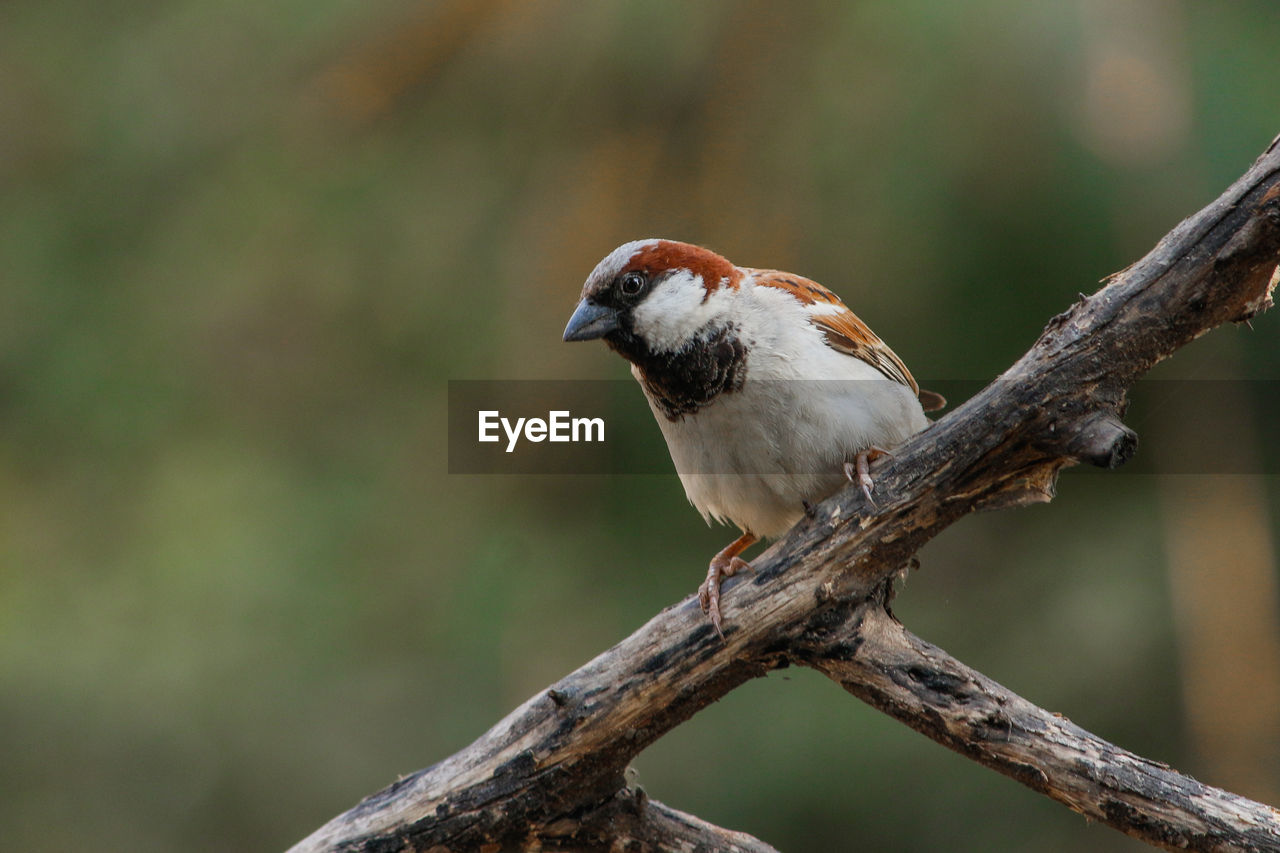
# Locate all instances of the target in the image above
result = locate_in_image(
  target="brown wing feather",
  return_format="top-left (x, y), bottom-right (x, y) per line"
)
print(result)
top-left (814, 311), bottom-right (920, 394)
top-left (752, 270), bottom-right (921, 395)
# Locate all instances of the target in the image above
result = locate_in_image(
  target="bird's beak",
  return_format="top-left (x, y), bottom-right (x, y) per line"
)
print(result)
top-left (562, 299), bottom-right (620, 342)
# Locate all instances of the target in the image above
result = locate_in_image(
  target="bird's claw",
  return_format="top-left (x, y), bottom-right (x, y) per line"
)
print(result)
top-left (845, 447), bottom-right (893, 507)
top-left (699, 554), bottom-right (751, 639)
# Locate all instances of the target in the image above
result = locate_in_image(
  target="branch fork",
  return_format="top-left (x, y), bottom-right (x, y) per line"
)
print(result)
top-left (291, 137), bottom-right (1280, 853)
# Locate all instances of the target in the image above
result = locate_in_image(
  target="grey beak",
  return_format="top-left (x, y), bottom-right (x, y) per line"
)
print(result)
top-left (563, 299), bottom-right (620, 342)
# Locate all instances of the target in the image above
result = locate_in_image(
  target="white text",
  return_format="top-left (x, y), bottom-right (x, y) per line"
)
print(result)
top-left (478, 410), bottom-right (605, 452)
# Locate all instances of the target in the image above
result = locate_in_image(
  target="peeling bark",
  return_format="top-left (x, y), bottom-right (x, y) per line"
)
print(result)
top-left (809, 602), bottom-right (1280, 853)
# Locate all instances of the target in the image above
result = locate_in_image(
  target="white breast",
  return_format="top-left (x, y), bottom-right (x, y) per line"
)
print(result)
top-left (635, 283), bottom-right (927, 538)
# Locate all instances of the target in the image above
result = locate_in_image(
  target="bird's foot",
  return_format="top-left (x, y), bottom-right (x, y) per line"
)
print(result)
top-left (844, 446), bottom-right (893, 507)
top-left (699, 556), bottom-right (752, 639)
top-left (698, 532), bottom-right (758, 639)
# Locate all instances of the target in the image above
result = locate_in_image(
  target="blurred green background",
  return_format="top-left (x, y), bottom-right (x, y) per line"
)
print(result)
top-left (3, 1), bottom-right (1279, 850)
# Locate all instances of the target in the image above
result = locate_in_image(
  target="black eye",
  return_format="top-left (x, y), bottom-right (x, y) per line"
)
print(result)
top-left (618, 271), bottom-right (647, 297)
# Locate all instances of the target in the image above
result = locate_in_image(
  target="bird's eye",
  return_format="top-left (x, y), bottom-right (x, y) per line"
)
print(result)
top-left (618, 271), bottom-right (647, 297)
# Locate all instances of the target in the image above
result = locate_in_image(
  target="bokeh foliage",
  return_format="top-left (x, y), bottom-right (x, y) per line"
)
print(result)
top-left (2, 1), bottom-right (1279, 850)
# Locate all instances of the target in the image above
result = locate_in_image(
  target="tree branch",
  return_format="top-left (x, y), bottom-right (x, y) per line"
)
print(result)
top-left (532, 791), bottom-right (781, 853)
top-left (290, 136), bottom-right (1280, 852)
top-left (807, 599), bottom-right (1280, 853)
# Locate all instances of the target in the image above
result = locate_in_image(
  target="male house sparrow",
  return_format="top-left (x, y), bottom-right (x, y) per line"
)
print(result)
top-left (563, 239), bottom-right (942, 637)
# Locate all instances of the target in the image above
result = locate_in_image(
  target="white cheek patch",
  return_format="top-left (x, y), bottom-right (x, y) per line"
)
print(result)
top-left (632, 270), bottom-right (725, 352)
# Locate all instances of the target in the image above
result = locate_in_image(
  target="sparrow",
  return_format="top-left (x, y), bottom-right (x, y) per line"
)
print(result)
top-left (563, 239), bottom-right (942, 637)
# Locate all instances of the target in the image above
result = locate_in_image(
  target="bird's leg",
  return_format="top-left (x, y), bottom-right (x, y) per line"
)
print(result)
top-left (698, 531), bottom-right (758, 639)
top-left (843, 446), bottom-right (894, 506)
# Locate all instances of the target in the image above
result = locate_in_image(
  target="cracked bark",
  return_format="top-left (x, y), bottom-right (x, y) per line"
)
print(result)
top-left (290, 135), bottom-right (1280, 853)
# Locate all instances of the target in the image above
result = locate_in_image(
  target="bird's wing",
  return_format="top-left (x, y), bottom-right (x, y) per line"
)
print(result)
top-left (752, 270), bottom-right (922, 396)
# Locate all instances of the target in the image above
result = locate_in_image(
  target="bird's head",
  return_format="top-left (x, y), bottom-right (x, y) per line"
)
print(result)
top-left (563, 239), bottom-right (743, 360)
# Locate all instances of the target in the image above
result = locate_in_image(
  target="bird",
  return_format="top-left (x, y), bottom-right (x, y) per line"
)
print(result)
top-left (563, 239), bottom-right (942, 637)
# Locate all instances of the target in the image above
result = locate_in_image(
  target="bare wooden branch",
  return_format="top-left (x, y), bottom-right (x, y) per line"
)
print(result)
top-left (290, 136), bottom-right (1280, 853)
top-left (531, 791), bottom-right (781, 853)
top-left (807, 600), bottom-right (1280, 853)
